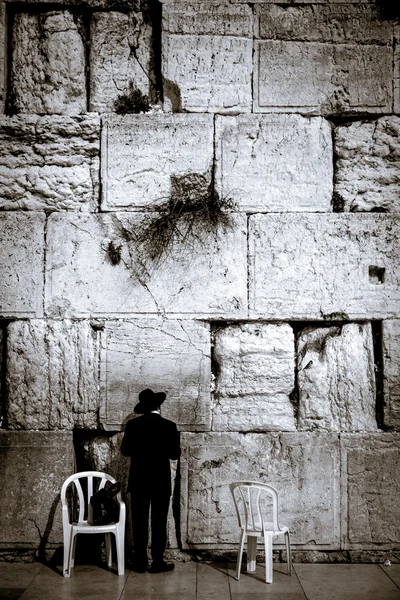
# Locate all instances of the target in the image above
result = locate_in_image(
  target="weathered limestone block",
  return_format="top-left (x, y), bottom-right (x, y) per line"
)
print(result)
top-left (212, 323), bottom-right (295, 431)
top-left (181, 432), bottom-right (340, 548)
top-left (0, 432), bottom-right (74, 548)
top-left (6, 320), bottom-right (99, 430)
top-left (162, 4), bottom-right (252, 112)
top-left (102, 114), bottom-right (213, 210)
top-left (215, 115), bottom-right (332, 212)
top-left (254, 5), bottom-right (392, 114)
top-left (0, 2), bottom-right (5, 113)
top-left (46, 213), bottom-right (247, 318)
top-left (11, 11), bottom-right (86, 114)
top-left (90, 11), bottom-right (153, 112)
top-left (249, 214), bottom-right (400, 320)
top-left (334, 117), bottom-right (400, 212)
top-left (0, 115), bottom-right (100, 211)
top-left (298, 323), bottom-right (376, 432)
top-left (341, 434), bottom-right (400, 547)
top-left (100, 319), bottom-right (211, 430)
top-left (395, 27), bottom-right (400, 114)
top-left (0, 213), bottom-right (44, 318)
top-left (383, 320), bottom-right (400, 430)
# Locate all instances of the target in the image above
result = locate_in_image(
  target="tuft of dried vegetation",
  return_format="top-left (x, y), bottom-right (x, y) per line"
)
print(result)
top-left (106, 241), bottom-right (122, 265)
top-left (113, 83), bottom-right (151, 115)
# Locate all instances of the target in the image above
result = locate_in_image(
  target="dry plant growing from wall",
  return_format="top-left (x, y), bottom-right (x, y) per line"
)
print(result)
top-left (113, 83), bottom-right (151, 114)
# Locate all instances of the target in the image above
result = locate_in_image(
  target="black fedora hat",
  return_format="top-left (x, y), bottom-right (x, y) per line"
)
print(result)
top-left (134, 388), bottom-right (166, 414)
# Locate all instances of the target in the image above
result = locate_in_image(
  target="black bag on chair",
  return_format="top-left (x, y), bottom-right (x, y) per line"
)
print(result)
top-left (89, 481), bottom-right (121, 525)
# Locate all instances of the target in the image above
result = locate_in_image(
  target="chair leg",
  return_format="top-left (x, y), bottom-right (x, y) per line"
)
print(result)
top-left (115, 530), bottom-right (125, 576)
top-left (70, 533), bottom-right (77, 568)
top-left (63, 526), bottom-right (72, 577)
top-left (285, 531), bottom-right (292, 576)
top-left (247, 536), bottom-right (257, 573)
top-left (264, 532), bottom-right (273, 584)
top-left (105, 533), bottom-right (113, 568)
top-left (235, 530), bottom-right (246, 581)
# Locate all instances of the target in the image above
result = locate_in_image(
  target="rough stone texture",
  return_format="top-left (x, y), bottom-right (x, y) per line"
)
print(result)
top-left (162, 4), bottom-right (252, 112)
top-left (181, 432), bottom-right (340, 549)
top-left (334, 117), bottom-right (400, 212)
top-left (341, 434), bottom-right (400, 547)
top-left (6, 319), bottom-right (99, 430)
top-left (100, 319), bottom-right (211, 430)
top-left (212, 323), bottom-right (296, 431)
top-left (11, 11), bottom-right (86, 115)
top-left (0, 431), bottom-right (75, 548)
top-left (45, 213), bottom-right (248, 318)
top-left (297, 323), bottom-right (377, 432)
top-left (102, 114), bottom-right (214, 210)
top-left (395, 27), bottom-right (400, 115)
top-left (383, 320), bottom-right (400, 430)
top-left (249, 214), bottom-right (400, 320)
top-left (0, 2), bottom-right (5, 113)
top-left (254, 5), bottom-right (392, 115)
top-left (0, 213), bottom-right (45, 318)
top-left (215, 115), bottom-right (332, 212)
top-left (90, 11), bottom-right (153, 113)
top-left (0, 115), bottom-right (100, 211)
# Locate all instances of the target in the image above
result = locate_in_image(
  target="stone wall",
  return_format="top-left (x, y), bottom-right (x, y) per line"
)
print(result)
top-left (0, 0), bottom-right (399, 563)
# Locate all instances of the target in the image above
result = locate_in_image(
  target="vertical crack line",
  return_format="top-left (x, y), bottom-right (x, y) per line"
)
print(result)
top-left (43, 214), bottom-right (49, 318)
top-left (371, 320), bottom-right (385, 430)
top-left (250, 2), bottom-right (255, 114)
top-left (148, 0), bottom-right (163, 104)
top-left (246, 213), bottom-right (250, 317)
top-left (0, 321), bottom-right (10, 429)
top-left (289, 322), bottom-right (300, 425)
top-left (81, 8), bottom-right (91, 113)
top-left (5, 4), bottom-right (15, 115)
top-left (98, 116), bottom-right (104, 212)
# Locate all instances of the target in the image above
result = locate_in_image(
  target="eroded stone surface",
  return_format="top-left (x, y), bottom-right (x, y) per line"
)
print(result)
top-left (334, 117), bottom-right (400, 212)
top-left (90, 11), bottom-right (153, 112)
top-left (297, 323), bottom-right (377, 432)
top-left (0, 432), bottom-right (74, 547)
top-left (212, 323), bottom-right (296, 431)
top-left (215, 115), bottom-right (332, 212)
top-left (11, 11), bottom-right (86, 114)
top-left (0, 213), bottom-right (45, 318)
top-left (46, 213), bottom-right (248, 318)
top-left (102, 114), bottom-right (213, 210)
top-left (7, 320), bottom-right (99, 430)
top-left (383, 320), bottom-right (400, 430)
top-left (249, 214), bottom-right (400, 320)
top-left (395, 27), bottom-right (400, 114)
top-left (0, 115), bottom-right (100, 211)
top-left (100, 319), bottom-right (211, 430)
top-left (0, 2), bottom-right (5, 113)
top-left (162, 4), bottom-right (252, 112)
top-left (181, 432), bottom-right (340, 548)
top-left (341, 434), bottom-right (400, 546)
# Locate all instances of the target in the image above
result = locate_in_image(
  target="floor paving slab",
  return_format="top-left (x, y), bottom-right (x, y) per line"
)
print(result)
top-left (381, 564), bottom-right (400, 589)
top-left (228, 562), bottom-right (305, 596)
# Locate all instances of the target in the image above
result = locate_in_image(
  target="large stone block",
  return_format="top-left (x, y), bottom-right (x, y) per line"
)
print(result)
top-left (45, 213), bottom-right (247, 318)
top-left (395, 27), bottom-right (400, 114)
top-left (102, 114), bottom-right (214, 210)
top-left (100, 319), bottom-right (211, 430)
top-left (0, 213), bottom-right (45, 318)
top-left (215, 115), bottom-right (332, 212)
top-left (334, 117), bottom-right (400, 212)
top-left (0, 115), bottom-right (100, 211)
top-left (212, 323), bottom-right (296, 431)
top-left (0, 432), bottom-right (75, 549)
top-left (254, 5), bottom-right (392, 114)
top-left (297, 323), bottom-right (376, 432)
top-left (341, 434), bottom-right (400, 547)
top-left (0, 2), bottom-right (5, 114)
top-left (249, 214), bottom-right (400, 320)
top-left (6, 320), bottom-right (99, 430)
top-left (383, 320), bottom-right (400, 430)
top-left (162, 4), bottom-right (252, 112)
top-left (181, 432), bottom-right (340, 549)
top-left (11, 11), bottom-right (86, 114)
top-left (90, 11), bottom-right (153, 112)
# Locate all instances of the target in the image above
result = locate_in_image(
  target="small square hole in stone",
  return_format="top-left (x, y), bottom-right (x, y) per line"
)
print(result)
top-left (369, 266), bottom-right (385, 285)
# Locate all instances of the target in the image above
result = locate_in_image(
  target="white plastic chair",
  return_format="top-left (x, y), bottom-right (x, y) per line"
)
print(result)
top-left (61, 471), bottom-right (126, 577)
top-left (229, 481), bottom-right (292, 584)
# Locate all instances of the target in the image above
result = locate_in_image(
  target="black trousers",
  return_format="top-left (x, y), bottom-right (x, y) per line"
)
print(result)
top-left (131, 486), bottom-right (171, 564)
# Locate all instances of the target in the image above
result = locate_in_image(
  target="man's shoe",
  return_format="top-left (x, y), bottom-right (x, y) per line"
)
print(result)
top-left (132, 559), bottom-right (148, 573)
top-left (149, 561), bottom-right (175, 573)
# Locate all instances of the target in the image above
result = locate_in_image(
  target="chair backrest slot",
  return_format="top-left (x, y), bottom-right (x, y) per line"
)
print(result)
top-left (229, 481), bottom-right (281, 533)
top-left (61, 471), bottom-right (118, 525)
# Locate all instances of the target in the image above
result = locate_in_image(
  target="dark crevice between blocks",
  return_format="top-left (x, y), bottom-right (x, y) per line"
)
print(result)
top-left (371, 320), bottom-right (386, 430)
top-left (0, 320), bottom-right (11, 429)
top-left (147, 0), bottom-right (163, 104)
top-left (5, 4), bottom-right (15, 116)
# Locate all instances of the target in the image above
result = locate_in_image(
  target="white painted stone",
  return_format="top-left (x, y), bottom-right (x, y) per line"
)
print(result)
top-left (249, 214), bottom-right (400, 320)
top-left (0, 2), bottom-right (5, 114)
top-left (90, 11), bottom-right (153, 113)
top-left (341, 434), bottom-right (400, 547)
top-left (0, 115), bottom-right (100, 211)
top-left (298, 323), bottom-right (377, 432)
top-left (102, 114), bottom-right (214, 210)
top-left (215, 115), bottom-right (333, 212)
top-left (181, 432), bottom-right (340, 548)
top-left (395, 27), bottom-right (400, 114)
top-left (45, 213), bottom-right (248, 318)
top-left (383, 320), bottom-right (400, 430)
top-left (11, 11), bottom-right (86, 114)
top-left (162, 4), bottom-right (252, 112)
top-left (0, 213), bottom-right (45, 318)
top-left (212, 323), bottom-right (296, 431)
top-left (335, 117), bottom-right (400, 212)
top-left (6, 319), bottom-right (99, 430)
top-left (100, 319), bottom-right (211, 430)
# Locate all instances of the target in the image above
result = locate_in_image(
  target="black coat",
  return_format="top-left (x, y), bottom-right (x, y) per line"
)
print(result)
top-left (121, 413), bottom-right (180, 494)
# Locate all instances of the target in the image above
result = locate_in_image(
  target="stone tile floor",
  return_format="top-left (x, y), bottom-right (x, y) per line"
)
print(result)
top-left (0, 561), bottom-right (399, 600)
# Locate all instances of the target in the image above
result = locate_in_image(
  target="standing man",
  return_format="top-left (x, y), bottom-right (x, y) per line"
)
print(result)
top-left (121, 388), bottom-right (180, 573)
